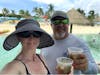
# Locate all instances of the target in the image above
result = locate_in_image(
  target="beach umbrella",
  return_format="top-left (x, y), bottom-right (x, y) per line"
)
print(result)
top-left (66, 8), bottom-right (90, 33)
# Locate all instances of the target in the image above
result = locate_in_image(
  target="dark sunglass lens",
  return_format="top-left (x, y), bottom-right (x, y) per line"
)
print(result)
top-left (17, 31), bottom-right (30, 38)
top-left (52, 20), bottom-right (60, 25)
top-left (62, 19), bottom-right (69, 24)
top-left (32, 32), bottom-right (42, 38)
top-left (17, 31), bottom-right (42, 38)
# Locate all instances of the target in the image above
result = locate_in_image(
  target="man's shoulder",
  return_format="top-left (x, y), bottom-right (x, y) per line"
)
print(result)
top-left (68, 34), bottom-right (85, 42)
top-left (68, 34), bottom-right (79, 39)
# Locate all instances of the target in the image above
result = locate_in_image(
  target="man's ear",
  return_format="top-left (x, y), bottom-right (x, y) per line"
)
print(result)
top-left (51, 24), bottom-right (53, 28)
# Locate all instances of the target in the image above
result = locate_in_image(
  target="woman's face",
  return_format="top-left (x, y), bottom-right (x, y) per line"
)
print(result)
top-left (17, 31), bottom-right (41, 49)
top-left (20, 36), bottom-right (40, 49)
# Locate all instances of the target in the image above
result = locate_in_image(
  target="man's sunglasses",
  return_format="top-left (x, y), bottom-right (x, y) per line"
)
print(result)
top-left (52, 19), bottom-right (69, 25)
top-left (17, 31), bottom-right (42, 38)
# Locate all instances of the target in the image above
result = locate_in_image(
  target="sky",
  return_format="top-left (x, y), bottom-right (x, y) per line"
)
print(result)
top-left (0, 0), bottom-right (100, 15)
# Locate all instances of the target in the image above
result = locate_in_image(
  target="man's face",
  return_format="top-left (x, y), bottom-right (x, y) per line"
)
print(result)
top-left (51, 17), bottom-right (69, 40)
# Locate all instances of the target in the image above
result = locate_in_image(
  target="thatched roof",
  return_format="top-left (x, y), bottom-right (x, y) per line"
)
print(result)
top-left (67, 8), bottom-right (90, 25)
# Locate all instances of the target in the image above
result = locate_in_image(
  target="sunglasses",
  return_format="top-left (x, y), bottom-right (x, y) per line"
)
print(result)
top-left (17, 31), bottom-right (42, 38)
top-left (52, 19), bottom-right (69, 25)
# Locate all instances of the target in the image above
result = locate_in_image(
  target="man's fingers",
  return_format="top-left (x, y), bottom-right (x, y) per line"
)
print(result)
top-left (74, 60), bottom-right (88, 70)
top-left (73, 57), bottom-right (87, 65)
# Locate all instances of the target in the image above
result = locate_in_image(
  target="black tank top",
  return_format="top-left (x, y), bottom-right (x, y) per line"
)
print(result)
top-left (17, 54), bottom-right (50, 75)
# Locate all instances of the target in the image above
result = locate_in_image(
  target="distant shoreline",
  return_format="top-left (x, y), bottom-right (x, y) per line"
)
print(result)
top-left (0, 23), bottom-right (100, 35)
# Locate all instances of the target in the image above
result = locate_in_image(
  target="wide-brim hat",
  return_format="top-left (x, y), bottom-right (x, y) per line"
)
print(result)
top-left (3, 19), bottom-right (54, 50)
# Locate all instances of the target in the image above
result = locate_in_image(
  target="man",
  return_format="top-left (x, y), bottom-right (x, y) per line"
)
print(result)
top-left (41, 11), bottom-right (98, 74)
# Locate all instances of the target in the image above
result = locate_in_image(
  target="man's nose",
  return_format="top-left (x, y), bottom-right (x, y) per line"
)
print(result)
top-left (56, 24), bottom-right (63, 28)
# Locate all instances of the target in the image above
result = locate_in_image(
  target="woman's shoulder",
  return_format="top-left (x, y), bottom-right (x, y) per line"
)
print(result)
top-left (0, 60), bottom-right (26, 74)
top-left (5, 60), bottom-right (24, 68)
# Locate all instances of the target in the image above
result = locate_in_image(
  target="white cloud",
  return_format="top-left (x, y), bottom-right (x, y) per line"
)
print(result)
top-left (32, 0), bottom-right (100, 15)
top-left (0, 10), bottom-right (2, 13)
top-left (56, 1), bottom-right (74, 10)
top-left (74, 0), bottom-right (100, 14)
top-left (0, 0), bottom-right (99, 15)
top-left (86, 0), bottom-right (100, 14)
top-left (32, 0), bottom-right (74, 11)
top-left (32, 0), bottom-right (64, 4)
top-left (0, 7), bottom-right (3, 13)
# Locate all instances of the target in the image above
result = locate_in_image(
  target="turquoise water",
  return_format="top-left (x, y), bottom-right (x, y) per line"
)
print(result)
top-left (77, 34), bottom-right (100, 62)
top-left (0, 34), bottom-right (100, 71)
top-left (0, 35), bottom-right (40, 70)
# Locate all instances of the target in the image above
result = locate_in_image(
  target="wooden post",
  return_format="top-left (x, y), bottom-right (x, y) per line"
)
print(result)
top-left (70, 23), bottom-right (73, 33)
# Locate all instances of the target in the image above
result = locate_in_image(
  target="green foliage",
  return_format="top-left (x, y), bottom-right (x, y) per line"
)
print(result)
top-left (32, 7), bottom-right (44, 17)
top-left (0, 4), bottom-right (54, 19)
top-left (0, 13), bottom-right (3, 17)
top-left (2, 8), bottom-right (10, 17)
top-left (77, 8), bottom-right (85, 16)
top-left (45, 4), bottom-right (54, 19)
top-left (88, 10), bottom-right (95, 26)
top-left (18, 10), bottom-right (31, 18)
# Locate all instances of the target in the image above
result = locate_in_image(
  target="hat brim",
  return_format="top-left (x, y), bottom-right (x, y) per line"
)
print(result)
top-left (3, 24), bottom-right (54, 50)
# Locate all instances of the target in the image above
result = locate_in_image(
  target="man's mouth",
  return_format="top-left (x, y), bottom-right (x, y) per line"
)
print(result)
top-left (56, 28), bottom-right (65, 32)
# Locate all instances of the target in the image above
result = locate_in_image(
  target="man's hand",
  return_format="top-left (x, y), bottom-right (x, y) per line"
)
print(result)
top-left (73, 54), bottom-right (88, 71)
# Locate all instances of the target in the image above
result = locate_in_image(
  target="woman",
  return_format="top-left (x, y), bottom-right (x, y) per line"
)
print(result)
top-left (0, 19), bottom-right (54, 75)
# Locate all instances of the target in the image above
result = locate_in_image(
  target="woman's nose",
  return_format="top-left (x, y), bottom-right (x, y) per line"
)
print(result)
top-left (29, 35), bottom-right (34, 39)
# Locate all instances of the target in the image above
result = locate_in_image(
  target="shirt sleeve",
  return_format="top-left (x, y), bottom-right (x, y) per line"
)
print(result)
top-left (82, 61), bottom-right (98, 74)
top-left (78, 39), bottom-right (98, 74)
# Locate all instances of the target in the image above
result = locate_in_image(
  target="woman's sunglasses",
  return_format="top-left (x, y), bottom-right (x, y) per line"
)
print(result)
top-left (17, 31), bottom-right (42, 38)
top-left (52, 19), bottom-right (69, 25)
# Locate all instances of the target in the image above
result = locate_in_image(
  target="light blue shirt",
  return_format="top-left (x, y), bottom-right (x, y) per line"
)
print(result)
top-left (41, 34), bottom-right (98, 74)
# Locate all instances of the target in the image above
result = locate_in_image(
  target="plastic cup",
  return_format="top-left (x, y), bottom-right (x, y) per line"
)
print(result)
top-left (56, 57), bottom-right (73, 74)
top-left (68, 47), bottom-right (83, 60)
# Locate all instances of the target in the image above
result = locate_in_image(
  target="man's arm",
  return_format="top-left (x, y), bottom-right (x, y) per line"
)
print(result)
top-left (79, 39), bottom-right (98, 74)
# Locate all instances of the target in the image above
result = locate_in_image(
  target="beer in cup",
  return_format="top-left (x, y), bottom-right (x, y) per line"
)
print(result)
top-left (56, 57), bottom-right (73, 74)
top-left (68, 47), bottom-right (83, 60)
